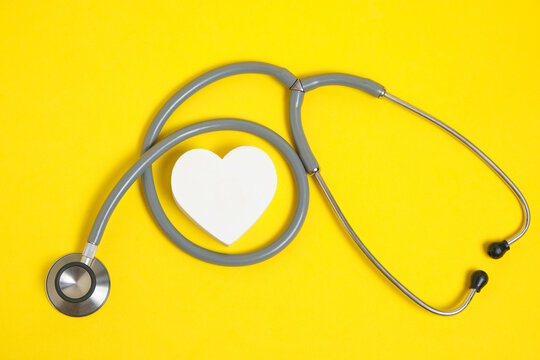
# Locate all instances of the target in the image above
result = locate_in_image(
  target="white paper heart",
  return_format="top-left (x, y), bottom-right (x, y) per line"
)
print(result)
top-left (171, 146), bottom-right (277, 246)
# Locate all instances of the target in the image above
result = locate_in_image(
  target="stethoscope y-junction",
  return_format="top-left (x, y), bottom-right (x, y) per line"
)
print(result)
top-left (46, 62), bottom-right (530, 317)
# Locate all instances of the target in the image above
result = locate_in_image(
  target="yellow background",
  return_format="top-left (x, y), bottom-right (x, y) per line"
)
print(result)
top-left (1, 1), bottom-right (539, 359)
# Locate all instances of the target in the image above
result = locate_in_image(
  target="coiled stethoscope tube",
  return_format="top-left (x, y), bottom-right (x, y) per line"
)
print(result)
top-left (46, 62), bottom-right (529, 317)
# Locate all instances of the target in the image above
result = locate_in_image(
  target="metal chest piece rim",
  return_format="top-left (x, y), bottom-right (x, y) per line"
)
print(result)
top-left (46, 253), bottom-right (110, 317)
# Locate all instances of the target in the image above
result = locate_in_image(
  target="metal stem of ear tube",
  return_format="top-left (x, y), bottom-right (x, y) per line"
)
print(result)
top-left (312, 170), bottom-right (481, 316)
top-left (382, 92), bottom-right (530, 255)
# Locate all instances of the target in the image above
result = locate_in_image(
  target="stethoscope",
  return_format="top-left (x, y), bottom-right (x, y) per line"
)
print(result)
top-left (46, 62), bottom-right (530, 317)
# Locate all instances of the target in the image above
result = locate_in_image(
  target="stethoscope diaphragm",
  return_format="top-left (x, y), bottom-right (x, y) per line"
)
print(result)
top-left (46, 253), bottom-right (110, 317)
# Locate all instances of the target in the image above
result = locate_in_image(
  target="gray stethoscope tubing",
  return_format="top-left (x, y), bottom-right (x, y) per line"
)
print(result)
top-left (85, 63), bottom-right (309, 265)
top-left (136, 63), bottom-right (307, 266)
top-left (289, 73), bottom-right (530, 315)
top-left (87, 118), bottom-right (310, 266)
top-left (46, 117), bottom-right (309, 316)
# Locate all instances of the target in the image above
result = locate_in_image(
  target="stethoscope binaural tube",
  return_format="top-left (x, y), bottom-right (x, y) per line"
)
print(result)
top-left (288, 73), bottom-right (530, 315)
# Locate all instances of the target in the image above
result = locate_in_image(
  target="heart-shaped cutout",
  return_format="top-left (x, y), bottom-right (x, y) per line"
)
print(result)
top-left (171, 146), bottom-right (277, 246)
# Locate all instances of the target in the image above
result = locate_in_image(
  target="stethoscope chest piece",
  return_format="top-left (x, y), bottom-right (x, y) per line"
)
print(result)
top-left (46, 253), bottom-right (110, 317)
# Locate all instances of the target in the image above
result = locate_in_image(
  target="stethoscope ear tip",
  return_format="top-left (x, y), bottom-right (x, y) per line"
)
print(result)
top-left (45, 253), bottom-right (110, 317)
top-left (488, 241), bottom-right (510, 259)
top-left (470, 270), bottom-right (489, 293)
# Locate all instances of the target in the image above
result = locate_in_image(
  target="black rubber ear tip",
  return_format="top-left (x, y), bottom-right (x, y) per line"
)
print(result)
top-left (488, 241), bottom-right (510, 259)
top-left (470, 270), bottom-right (488, 293)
